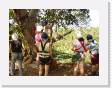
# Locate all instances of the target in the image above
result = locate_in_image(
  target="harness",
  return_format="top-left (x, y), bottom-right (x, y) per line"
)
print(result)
top-left (39, 39), bottom-right (50, 58)
top-left (75, 41), bottom-right (88, 52)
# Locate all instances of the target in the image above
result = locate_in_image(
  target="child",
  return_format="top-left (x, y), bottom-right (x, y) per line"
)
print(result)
top-left (86, 34), bottom-right (99, 75)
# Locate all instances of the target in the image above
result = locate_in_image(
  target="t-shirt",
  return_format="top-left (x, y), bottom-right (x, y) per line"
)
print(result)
top-left (87, 40), bottom-right (99, 54)
top-left (73, 39), bottom-right (88, 52)
top-left (10, 39), bottom-right (22, 53)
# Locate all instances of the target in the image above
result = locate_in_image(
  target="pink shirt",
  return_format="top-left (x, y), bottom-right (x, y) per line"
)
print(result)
top-left (73, 39), bottom-right (87, 52)
top-left (35, 33), bottom-right (42, 44)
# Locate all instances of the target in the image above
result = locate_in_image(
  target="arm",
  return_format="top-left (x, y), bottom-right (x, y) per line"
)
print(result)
top-left (48, 42), bottom-right (52, 56)
top-left (71, 40), bottom-right (76, 52)
top-left (71, 42), bottom-right (75, 52)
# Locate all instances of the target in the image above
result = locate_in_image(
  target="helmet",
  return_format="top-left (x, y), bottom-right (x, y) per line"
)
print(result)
top-left (11, 33), bottom-right (18, 40)
top-left (36, 25), bottom-right (43, 32)
top-left (41, 32), bottom-right (48, 40)
top-left (76, 31), bottom-right (82, 38)
top-left (41, 19), bottom-right (48, 26)
top-left (86, 34), bottom-right (93, 40)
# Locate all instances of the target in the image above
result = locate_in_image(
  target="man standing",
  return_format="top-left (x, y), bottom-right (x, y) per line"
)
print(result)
top-left (86, 34), bottom-right (99, 75)
top-left (10, 33), bottom-right (23, 76)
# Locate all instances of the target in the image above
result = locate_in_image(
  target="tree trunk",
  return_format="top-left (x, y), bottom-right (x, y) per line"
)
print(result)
top-left (13, 9), bottom-right (38, 54)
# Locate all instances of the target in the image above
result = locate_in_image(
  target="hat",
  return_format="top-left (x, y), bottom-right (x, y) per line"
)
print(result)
top-left (86, 34), bottom-right (93, 40)
top-left (11, 33), bottom-right (18, 41)
top-left (76, 31), bottom-right (82, 38)
top-left (36, 25), bottom-right (43, 32)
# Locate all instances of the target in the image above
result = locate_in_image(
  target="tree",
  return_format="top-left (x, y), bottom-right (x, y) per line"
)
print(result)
top-left (9, 9), bottom-right (90, 57)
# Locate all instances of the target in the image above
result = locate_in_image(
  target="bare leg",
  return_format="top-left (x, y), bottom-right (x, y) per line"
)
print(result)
top-left (73, 61), bottom-right (79, 76)
top-left (36, 53), bottom-right (39, 67)
top-left (10, 55), bottom-right (16, 76)
top-left (92, 64), bottom-right (99, 75)
top-left (91, 64), bottom-right (96, 75)
top-left (39, 65), bottom-right (44, 76)
top-left (96, 64), bottom-right (99, 71)
top-left (79, 60), bottom-right (84, 76)
top-left (10, 59), bottom-right (15, 75)
top-left (44, 65), bottom-right (49, 76)
top-left (17, 60), bottom-right (23, 76)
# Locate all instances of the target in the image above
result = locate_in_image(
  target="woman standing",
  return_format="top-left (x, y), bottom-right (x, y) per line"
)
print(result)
top-left (37, 32), bottom-right (52, 76)
top-left (71, 32), bottom-right (88, 76)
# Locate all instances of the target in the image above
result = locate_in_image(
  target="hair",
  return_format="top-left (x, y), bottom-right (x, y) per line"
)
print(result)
top-left (41, 32), bottom-right (48, 40)
top-left (78, 37), bottom-right (84, 42)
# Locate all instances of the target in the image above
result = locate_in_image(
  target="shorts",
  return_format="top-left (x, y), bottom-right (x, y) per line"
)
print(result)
top-left (91, 53), bottom-right (99, 65)
top-left (72, 52), bottom-right (83, 62)
top-left (12, 52), bottom-right (23, 61)
top-left (39, 56), bottom-right (51, 65)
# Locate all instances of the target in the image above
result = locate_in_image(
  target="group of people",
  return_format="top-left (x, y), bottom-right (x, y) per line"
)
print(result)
top-left (72, 31), bottom-right (99, 76)
top-left (9, 20), bottom-right (52, 76)
top-left (9, 21), bottom-right (99, 76)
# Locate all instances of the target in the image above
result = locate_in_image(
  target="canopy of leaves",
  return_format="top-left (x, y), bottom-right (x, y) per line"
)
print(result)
top-left (37, 9), bottom-right (90, 27)
top-left (9, 9), bottom-right (90, 49)
top-left (9, 9), bottom-right (90, 30)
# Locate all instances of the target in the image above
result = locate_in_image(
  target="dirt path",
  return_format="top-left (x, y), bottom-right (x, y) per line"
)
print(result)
top-left (11, 61), bottom-right (97, 76)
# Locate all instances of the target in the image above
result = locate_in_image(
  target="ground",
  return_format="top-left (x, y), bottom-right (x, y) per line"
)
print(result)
top-left (10, 60), bottom-right (97, 76)
top-left (9, 28), bottom-right (99, 76)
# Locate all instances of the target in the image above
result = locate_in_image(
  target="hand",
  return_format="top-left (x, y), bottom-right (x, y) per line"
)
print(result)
top-left (71, 48), bottom-right (74, 51)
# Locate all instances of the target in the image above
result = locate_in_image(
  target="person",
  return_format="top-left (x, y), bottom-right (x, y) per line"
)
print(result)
top-left (35, 21), bottom-right (49, 66)
top-left (86, 34), bottom-right (99, 75)
top-left (71, 31), bottom-right (88, 76)
top-left (35, 25), bottom-right (43, 65)
top-left (38, 32), bottom-right (52, 76)
top-left (10, 33), bottom-right (23, 76)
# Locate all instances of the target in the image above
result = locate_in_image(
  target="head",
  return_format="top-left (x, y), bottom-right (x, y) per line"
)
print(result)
top-left (41, 19), bottom-right (48, 27)
top-left (41, 32), bottom-right (48, 41)
top-left (11, 33), bottom-right (18, 41)
top-left (86, 34), bottom-right (93, 42)
top-left (78, 37), bottom-right (84, 42)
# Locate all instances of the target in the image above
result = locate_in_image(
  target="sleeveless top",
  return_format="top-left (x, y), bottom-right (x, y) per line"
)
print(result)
top-left (11, 39), bottom-right (22, 53)
top-left (38, 40), bottom-right (49, 53)
top-left (37, 39), bottom-right (50, 58)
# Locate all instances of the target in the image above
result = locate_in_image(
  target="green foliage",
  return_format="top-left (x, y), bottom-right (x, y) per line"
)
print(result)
top-left (9, 9), bottom-right (98, 63)
top-left (9, 9), bottom-right (14, 19)
top-left (53, 27), bottom-right (99, 63)
top-left (38, 9), bottom-right (90, 27)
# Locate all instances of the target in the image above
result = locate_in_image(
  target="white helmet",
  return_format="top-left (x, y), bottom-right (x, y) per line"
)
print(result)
top-left (36, 25), bottom-right (43, 32)
top-left (76, 30), bottom-right (82, 38)
top-left (11, 33), bottom-right (18, 40)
